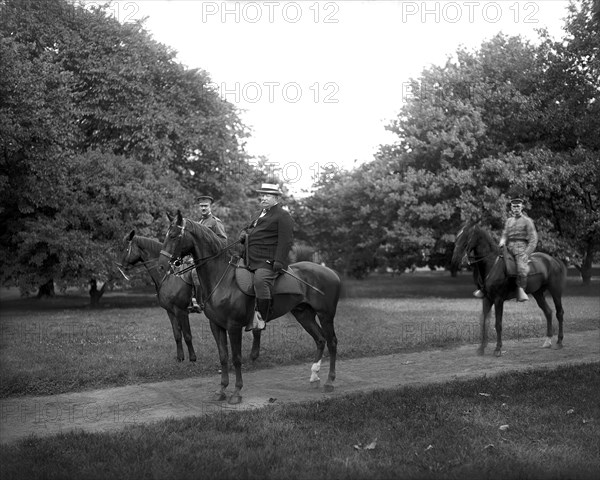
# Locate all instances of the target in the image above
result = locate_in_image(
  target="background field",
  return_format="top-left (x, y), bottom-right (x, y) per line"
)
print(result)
top-left (1, 271), bottom-right (598, 398)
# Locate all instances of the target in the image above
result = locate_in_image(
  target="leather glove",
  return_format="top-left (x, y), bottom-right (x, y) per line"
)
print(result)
top-left (273, 261), bottom-right (284, 273)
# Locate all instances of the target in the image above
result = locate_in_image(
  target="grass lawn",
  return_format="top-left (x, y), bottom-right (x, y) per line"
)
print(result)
top-left (0, 363), bottom-right (598, 480)
top-left (1, 272), bottom-right (598, 398)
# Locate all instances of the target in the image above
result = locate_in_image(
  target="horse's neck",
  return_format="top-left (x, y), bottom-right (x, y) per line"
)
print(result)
top-left (135, 237), bottom-right (163, 288)
top-left (474, 230), bottom-right (499, 279)
top-left (188, 230), bottom-right (230, 295)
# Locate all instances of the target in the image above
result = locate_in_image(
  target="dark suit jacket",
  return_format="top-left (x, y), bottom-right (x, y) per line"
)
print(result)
top-left (244, 203), bottom-right (294, 270)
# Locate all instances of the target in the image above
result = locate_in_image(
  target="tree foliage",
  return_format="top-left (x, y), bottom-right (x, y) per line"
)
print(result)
top-left (296, 0), bottom-right (599, 282)
top-left (0, 0), bottom-right (253, 294)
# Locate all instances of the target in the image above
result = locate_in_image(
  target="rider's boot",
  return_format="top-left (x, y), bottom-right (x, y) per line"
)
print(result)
top-left (473, 289), bottom-right (485, 298)
top-left (188, 286), bottom-right (203, 313)
top-left (245, 298), bottom-right (269, 331)
top-left (516, 276), bottom-right (528, 302)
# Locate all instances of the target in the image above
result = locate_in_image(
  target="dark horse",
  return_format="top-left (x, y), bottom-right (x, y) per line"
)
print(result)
top-left (116, 231), bottom-right (197, 362)
top-left (451, 221), bottom-right (567, 356)
top-left (116, 231), bottom-right (263, 363)
top-left (157, 211), bottom-right (341, 404)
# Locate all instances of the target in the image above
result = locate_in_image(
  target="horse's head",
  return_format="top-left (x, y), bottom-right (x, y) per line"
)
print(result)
top-left (451, 221), bottom-right (479, 268)
top-left (157, 210), bottom-right (189, 275)
top-left (116, 230), bottom-right (142, 270)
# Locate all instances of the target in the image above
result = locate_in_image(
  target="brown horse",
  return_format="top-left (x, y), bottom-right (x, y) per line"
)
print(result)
top-left (116, 231), bottom-right (197, 362)
top-left (116, 231), bottom-right (263, 364)
top-left (157, 211), bottom-right (341, 404)
top-left (451, 221), bottom-right (567, 356)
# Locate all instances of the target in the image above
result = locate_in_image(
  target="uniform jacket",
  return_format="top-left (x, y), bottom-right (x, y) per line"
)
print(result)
top-left (199, 214), bottom-right (227, 239)
top-left (500, 214), bottom-right (538, 256)
top-left (243, 203), bottom-right (294, 270)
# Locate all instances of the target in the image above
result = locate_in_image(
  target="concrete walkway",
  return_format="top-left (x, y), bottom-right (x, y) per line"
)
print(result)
top-left (1, 330), bottom-right (598, 445)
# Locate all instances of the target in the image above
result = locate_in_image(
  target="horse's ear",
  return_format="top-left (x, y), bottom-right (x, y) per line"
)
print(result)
top-left (166, 212), bottom-right (174, 222)
top-left (128, 230), bottom-right (135, 241)
top-left (176, 209), bottom-right (184, 223)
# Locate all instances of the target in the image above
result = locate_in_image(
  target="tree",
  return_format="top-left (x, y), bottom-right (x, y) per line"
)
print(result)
top-left (0, 0), bottom-right (253, 294)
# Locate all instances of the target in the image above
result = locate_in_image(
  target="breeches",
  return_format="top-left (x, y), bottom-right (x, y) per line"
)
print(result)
top-left (508, 241), bottom-right (530, 277)
top-left (253, 268), bottom-right (278, 299)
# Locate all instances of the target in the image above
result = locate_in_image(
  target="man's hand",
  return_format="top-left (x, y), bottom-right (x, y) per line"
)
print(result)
top-left (273, 261), bottom-right (284, 273)
top-left (238, 232), bottom-right (246, 244)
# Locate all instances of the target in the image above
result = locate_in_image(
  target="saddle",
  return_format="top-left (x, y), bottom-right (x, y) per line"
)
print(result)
top-left (231, 257), bottom-right (304, 297)
top-left (502, 247), bottom-right (543, 277)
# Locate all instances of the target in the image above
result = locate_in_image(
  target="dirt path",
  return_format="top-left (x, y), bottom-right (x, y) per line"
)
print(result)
top-left (1, 330), bottom-right (598, 445)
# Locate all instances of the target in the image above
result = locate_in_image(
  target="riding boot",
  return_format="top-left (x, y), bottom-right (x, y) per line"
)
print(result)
top-left (188, 286), bottom-right (203, 313)
top-left (516, 276), bottom-right (528, 302)
top-left (473, 289), bottom-right (485, 298)
top-left (245, 298), bottom-right (270, 331)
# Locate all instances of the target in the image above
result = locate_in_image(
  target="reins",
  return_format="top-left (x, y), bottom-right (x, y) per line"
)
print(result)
top-left (160, 218), bottom-right (243, 303)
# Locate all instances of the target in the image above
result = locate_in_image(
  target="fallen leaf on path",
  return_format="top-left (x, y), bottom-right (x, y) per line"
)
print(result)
top-left (566, 408), bottom-right (575, 414)
top-left (479, 393), bottom-right (491, 397)
top-left (499, 424), bottom-right (509, 431)
top-left (424, 444), bottom-right (433, 451)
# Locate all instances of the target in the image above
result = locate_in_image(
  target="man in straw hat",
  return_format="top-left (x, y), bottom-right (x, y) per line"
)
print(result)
top-left (188, 195), bottom-right (227, 313)
top-left (239, 182), bottom-right (294, 330)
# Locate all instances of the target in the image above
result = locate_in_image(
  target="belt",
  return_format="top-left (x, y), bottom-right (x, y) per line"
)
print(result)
top-left (509, 238), bottom-right (527, 242)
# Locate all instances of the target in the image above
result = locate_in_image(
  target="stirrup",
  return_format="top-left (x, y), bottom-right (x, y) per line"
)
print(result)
top-left (188, 298), bottom-right (203, 313)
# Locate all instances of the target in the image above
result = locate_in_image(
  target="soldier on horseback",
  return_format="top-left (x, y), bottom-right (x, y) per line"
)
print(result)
top-left (499, 198), bottom-right (538, 302)
top-left (188, 195), bottom-right (227, 313)
top-left (474, 198), bottom-right (538, 301)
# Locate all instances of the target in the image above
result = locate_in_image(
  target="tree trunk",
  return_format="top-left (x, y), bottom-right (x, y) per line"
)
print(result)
top-left (36, 279), bottom-right (55, 298)
top-left (579, 243), bottom-right (594, 286)
top-left (89, 278), bottom-right (109, 306)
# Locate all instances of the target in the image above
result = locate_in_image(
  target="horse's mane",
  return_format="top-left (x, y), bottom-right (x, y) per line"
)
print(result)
top-left (133, 236), bottom-right (162, 256)
top-left (471, 222), bottom-right (498, 252)
top-left (184, 219), bottom-right (228, 254)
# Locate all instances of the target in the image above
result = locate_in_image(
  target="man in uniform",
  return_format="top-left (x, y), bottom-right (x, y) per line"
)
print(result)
top-left (239, 182), bottom-right (294, 330)
top-left (479, 198), bottom-right (537, 302)
top-left (188, 195), bottom-right (227, 313)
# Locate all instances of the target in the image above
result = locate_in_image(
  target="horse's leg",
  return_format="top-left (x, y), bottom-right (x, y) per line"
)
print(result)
top-left (227, 328), bottom-right (244, 405)
top-left (250, 330), bottom-right (261, 362)
top-left (167, 310), bottom-right (185, 362)
top-left (179, 311), bottom-right (197, 362)
top-left (318, 313), bottom-right (338, 393)
top-left (554, 292), bottom-right (565, 348)
top-left (291, 306), bottom-right (328, 390)
top-left (208, 321), bottom-right (229, 401)
top-left (532, 291), bottom-right (554, 349)
top-left (493, 300), bottom-right (504, 357)
top-left (478, 298), bottom-right (492, 355)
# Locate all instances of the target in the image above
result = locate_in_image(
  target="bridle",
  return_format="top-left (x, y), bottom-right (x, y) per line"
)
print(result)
top-left (458, 228), bottom-right (496, 266)
top-left (160, 217), bottom-right (243, 303)
top-left (116, 238), bottom-right (161, 280)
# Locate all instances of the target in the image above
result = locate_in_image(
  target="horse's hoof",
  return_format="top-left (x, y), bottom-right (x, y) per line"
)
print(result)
top-left (494, 349), bottom-right (502, 357)
top-left (310, 380), bottom-right (320, 389)
top-left (190, 356), bottom-right (197, 362)
top-left (477, 348), bottom-right (485, 356)
top-left (556, 343), bottom-right (563, 349)
top-left (228, 394), bottom-right (242, 405)
top-left (177, 357), bottom-right (184, 363)
top-left (213, 392), bottom-right (227, 402)
top-left (323, 383), bottom-right (334, 393)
